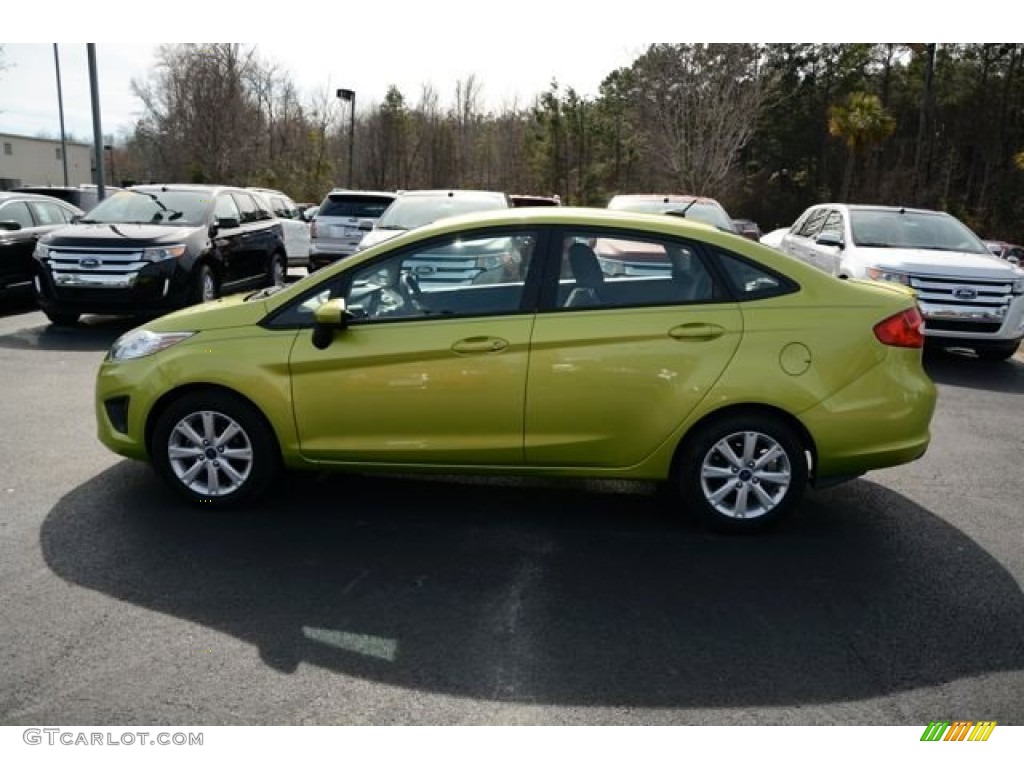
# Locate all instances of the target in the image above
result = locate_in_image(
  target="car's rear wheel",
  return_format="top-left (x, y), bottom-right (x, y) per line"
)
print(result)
top-left (151, 390), bottom-right (279, 508)
top-left (678, 412), bottom-right (807, 532)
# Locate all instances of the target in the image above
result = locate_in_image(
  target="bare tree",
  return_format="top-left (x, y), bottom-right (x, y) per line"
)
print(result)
top-left (630, 44), bottom-right (777, 195)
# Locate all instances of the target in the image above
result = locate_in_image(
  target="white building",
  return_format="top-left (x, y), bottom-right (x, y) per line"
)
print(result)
top-left (0, 133), bottom-right (94, 189)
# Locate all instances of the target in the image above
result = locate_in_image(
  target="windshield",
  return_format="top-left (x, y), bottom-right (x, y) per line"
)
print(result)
top-left (376, 195), bottom-right (507, 230)
top-left (608, 198), bottom-right (735, 231)
top-left (850, 209), bottom-right (989, 253)
top-left (83, 189), bottom-right (212, 226)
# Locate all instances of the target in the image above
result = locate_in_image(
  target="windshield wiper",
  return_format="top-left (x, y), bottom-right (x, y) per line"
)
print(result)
top-left (245, 285), bottom-right (286, 301)
top-left (855, 242), bottom-right (897, 248)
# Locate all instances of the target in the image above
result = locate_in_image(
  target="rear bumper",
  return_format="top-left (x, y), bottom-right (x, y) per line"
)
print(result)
top-left (800, 347), bottom-right (936, 479)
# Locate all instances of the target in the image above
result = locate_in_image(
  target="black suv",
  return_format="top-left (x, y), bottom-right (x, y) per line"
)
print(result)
top-left (33, 184), bottom-right (287, 325)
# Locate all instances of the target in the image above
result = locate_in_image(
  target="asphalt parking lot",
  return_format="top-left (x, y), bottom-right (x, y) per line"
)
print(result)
top-left (1, 284), bottom-right (1022, 726)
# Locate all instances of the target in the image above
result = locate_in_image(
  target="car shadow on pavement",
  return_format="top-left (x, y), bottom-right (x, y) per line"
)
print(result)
top-left (0, 315), bottom-right (139, 352)
top-left (924, 347), bottom-right (1024, 394)
top-left (41, 465), bottom-right (1024, 710)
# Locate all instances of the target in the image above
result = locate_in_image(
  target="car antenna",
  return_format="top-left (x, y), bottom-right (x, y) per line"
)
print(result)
top-left (665, 198), bottom-right (699, 219)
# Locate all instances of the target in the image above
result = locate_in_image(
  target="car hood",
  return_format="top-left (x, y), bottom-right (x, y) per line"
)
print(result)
top-left (858, 247), bottom-right (1020, 279)
top-left (359, 228), bottom-right (405, 249)
top-left (44, 223), bottom-right (203, 247)
top-left (143, 292), bottom-right (269, 333)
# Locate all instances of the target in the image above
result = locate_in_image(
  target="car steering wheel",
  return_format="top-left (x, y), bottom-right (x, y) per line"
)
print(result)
top-left (399, 270), bottom-right (424, 311)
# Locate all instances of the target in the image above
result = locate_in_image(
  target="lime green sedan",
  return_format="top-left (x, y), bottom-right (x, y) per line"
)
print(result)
top-left (95, 207), bottom-right (936, 530)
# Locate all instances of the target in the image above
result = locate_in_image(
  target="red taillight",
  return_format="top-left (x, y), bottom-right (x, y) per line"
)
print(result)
top-left (874, 307), bottom-right (924, 348)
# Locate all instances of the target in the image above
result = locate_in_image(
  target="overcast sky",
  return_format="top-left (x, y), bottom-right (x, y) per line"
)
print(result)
top-left (0, 40), bottom-right (644, 142)
top-left (0, 5), bottom-right (991, 145)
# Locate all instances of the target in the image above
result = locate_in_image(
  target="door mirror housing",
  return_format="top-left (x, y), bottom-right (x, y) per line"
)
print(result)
top-left (816, 232), bottom-right (844, 248)
top-left (357, 218), bottom-right (374, 232)
top-left (0, 220), bottom-right (22, 231)
top-left (215, 216), bottom-right (241, 231)
top-left (312, 298), bottom-right (348, 349)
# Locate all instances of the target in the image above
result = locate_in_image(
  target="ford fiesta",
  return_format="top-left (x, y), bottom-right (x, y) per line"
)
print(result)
top-left (95, 207), bottom-right (937, 531)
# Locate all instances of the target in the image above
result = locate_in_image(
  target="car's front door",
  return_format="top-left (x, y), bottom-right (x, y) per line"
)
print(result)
top-left (524, 229), bottom-right (743, 468)
top-left (286, 229), bottom-right (543, 464)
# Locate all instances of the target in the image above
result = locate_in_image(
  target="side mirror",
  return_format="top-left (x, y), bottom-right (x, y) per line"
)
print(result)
top-left (815, 232), bottom-right (844, 248)
top-left (357, 218), bottom-right (374, 232)
top-left (311, 298), bottom-right (348, 349)
top-left (0, 220), bottom-right (22, 232)
top-left (216, 216), bottom-right (241, 230)
top-left (70, 214), bottom-right (83, 224)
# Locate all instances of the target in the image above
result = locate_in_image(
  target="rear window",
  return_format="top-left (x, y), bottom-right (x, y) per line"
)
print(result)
top-left (319, 195), bottom-right (395, 218)
top-left (376, 195), bottom-right (508, 230)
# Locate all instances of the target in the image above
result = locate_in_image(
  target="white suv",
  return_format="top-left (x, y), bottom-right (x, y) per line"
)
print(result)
top-left (781, 204), bottom-right (1024, 360)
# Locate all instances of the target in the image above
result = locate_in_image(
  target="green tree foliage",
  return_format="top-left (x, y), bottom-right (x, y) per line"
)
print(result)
top-left (828, 92), bottom-right (896, 200)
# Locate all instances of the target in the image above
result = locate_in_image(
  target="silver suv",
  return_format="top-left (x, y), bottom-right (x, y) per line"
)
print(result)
top-left (309, 189), bottom-right (397, 270)
top-left (780, 204), bottom-right (1024, 361)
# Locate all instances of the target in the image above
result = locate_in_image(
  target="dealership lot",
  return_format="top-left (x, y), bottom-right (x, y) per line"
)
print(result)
top-left (0, 290), bottom-right (1022, 725)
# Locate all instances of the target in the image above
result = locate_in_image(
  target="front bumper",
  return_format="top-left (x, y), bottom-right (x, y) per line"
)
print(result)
top-left (34, 258), bottom-right (194, 316)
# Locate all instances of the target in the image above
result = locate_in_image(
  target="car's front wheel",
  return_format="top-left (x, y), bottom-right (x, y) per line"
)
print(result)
top-left (151, 390), bottom-right (279, 507)
top-left (678, 412), bottom-right (808, 532)
top-left (268, 252), bottom-right (287, 287)
top-left (974, 341), bottom-right (1020, 362)
top-left (44, 309), bottom-right (81, 326)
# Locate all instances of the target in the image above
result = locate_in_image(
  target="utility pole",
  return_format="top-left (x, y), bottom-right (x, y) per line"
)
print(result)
top-left (87, 44), bottom-right (105, 200)
top-left (54, 45), bottom-right (69, 186)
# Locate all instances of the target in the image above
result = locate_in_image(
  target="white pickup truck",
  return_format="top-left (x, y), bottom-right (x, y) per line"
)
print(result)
top-left (780, 204), bottom-right (1024, 360)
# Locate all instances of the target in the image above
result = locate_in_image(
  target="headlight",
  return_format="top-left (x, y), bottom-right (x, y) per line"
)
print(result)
top-left (109, 329), bottom-right (194, 361)
top-left (143, 245), bottom-right (187, 262)
top-left (865, 267), bottom-right (910, 285)
top-left (34, 242), bottom-right (50, 260)
top-left (1012, 276), bottom-right (1024, 294)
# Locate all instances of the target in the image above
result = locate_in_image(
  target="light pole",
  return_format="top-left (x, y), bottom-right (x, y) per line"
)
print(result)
top-left (336, 88), bottom-right (355, 188)
top-left (104, 144), bottom-right (116, 187)
top-left (53, 45), bottom-right (69, 186)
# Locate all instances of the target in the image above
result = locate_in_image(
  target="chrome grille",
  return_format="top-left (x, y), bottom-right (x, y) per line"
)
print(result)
top-left (45, 245), bottom-right (148, 288)
top-left (910, 273), bottom-right (1014, 331)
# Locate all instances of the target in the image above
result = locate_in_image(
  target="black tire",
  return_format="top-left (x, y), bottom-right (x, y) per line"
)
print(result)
top-left (44, 309), bottom-right (80, 326)
top-left (191, 262), bottom-right (219, 305)
top-left (677, 412), bottom-right (808, 532)
top-left (975, 342), bottom-right (1019, 362)
top-left (267, 251), bottom-right (287, 287)
top-left (150, 390), bottom-right (280, 508)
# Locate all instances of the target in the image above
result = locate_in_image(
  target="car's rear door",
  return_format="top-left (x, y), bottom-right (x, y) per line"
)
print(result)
top-left (0, 201), bottom-right (43, 288)
top-left (524, 228), bottom-right (743, 468)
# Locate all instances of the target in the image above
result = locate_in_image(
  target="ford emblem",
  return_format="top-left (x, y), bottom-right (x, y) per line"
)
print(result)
top-left (79, 257), bottom-right (100, 269)
top-left (952, 287), bottom-right (977, 300)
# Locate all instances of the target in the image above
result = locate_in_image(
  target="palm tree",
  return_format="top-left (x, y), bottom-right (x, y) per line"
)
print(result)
top-left (828, 92), bottom-right (896, 200)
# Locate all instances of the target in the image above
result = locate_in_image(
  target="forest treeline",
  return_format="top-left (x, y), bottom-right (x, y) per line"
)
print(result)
top-left (101, 43), bottom-right (1024, 240)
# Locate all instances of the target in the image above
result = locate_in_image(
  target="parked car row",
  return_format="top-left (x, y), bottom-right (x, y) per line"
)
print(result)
top-left (31, 184), bottom-right (288, 325)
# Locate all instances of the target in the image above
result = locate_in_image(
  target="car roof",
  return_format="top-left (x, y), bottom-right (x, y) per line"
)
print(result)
top-left (325, 189), bottom-right (397, 198)
top-left (810, 203), bottom-right (951, 216)
top-left (0, 190), bottom-right (83, 207)
top-left (609, 193), bottom-right (724, 205)
top-left (394, 189), bottom-right (507, 200)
